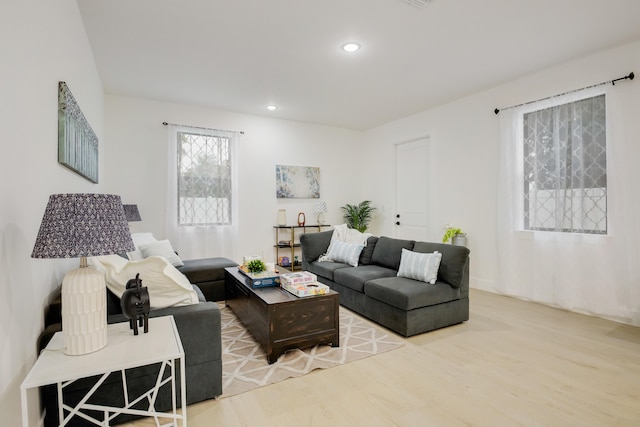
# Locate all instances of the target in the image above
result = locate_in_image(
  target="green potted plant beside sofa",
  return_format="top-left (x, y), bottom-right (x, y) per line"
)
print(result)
top-left (442, 225), bottom-right (467, 247)
top-left (340, 200), bottom-right (376, 232)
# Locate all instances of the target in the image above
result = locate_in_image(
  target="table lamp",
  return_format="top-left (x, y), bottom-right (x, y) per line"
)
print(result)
top-left (315, 201), bottom-right (327, 225)
top-left (31, 194), bottom-right (134, 355)
top-left (123, 204), bottom-right (142, 222)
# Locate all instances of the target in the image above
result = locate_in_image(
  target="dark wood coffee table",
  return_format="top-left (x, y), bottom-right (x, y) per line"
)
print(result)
top-left (224, 266), bottom-right (339, 364)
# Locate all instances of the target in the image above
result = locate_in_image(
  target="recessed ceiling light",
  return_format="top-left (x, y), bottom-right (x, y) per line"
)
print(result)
top-left (266, 105), bottom-right (278, 111)
top-left (341, 42), bottom-right (361, 53)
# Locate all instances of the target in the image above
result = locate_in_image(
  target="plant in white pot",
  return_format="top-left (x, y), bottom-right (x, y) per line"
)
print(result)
top-left (442, 224), bottom-right (467, 246)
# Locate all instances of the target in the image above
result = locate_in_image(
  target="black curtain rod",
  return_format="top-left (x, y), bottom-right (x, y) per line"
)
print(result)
top-left (494, 71), bottom-right (634, 115)
top-left (162, 121), bottom-right (245, 135)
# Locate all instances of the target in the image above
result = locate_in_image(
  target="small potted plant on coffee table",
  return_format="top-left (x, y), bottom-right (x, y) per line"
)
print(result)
top-left (247, 259), bottom-right (266, 274)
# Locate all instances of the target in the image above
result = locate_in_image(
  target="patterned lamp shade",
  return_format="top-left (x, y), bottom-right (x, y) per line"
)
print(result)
top-left (31, 193), bottom-right (134, 355)
top-left (32, 194), bottom-right (134, 258)
top-left (123, 204), bottom-right (142, 222)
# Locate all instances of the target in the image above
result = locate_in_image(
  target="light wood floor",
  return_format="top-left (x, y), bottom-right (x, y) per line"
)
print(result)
top-left (125, 289), bottom-right (640, 426)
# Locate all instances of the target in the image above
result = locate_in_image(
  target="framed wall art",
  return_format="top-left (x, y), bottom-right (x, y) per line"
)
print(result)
top-left (275, 165), bottom-right (320, 199)
top-left (58, 81), bottom-right (99, 183)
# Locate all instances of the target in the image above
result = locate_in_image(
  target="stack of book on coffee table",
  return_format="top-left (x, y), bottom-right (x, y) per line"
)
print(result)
top-left (279, 271), bottom-right (330, 297)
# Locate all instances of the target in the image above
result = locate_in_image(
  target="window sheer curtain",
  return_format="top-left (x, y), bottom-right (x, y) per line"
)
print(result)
top-left (165, 124), bottom-right (239, 260)
top-left (496, 87), bottom-right (640, 326)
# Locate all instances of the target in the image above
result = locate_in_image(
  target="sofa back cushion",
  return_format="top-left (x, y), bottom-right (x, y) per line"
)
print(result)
top-left (370, 236), bottom-right (415, 271)
top-left (412, 242), bottom-right (470, 288)
top-left (300, 230), bottom-right (333, 263)
top-left (358, 236), bottom-right (379, 265)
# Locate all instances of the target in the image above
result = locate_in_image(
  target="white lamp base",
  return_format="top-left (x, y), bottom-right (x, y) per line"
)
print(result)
top-left (61, 264), bottom-right (107, 355)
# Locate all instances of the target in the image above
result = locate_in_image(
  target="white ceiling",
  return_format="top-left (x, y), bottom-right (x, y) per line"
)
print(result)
top-left (77, 0), bottom-right (640, 130)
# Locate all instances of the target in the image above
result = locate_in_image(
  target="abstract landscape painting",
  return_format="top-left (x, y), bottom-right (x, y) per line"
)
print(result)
top-left (276, 165), bottom-right (320, 199)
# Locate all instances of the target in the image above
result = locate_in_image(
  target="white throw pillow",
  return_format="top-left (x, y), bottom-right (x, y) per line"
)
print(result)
top-left (139, 240), bottom-right (184, 267)
top-left (127, 232), bottom-right (158, 261)
top-left (397, 249), bottom-right (442, 284)
top-left (326, 240), bottom-right (364, 267)
top-left (92, 254), bottom-right (198, 308)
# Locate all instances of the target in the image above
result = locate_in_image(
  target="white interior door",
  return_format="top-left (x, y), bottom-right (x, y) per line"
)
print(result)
top-left (395, 137), bottom-right (430, 240)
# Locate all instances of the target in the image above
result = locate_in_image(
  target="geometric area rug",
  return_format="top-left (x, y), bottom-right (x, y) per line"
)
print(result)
top-left (219, 303), bottom-right (404, 398)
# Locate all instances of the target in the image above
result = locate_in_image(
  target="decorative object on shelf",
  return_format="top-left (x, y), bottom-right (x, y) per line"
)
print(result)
top-left (442, 224), bottom-right (467, 247)
top-left (274, 224), bottom-right (329, 271)
top-left (31, 193), bottom-right (134, 355)
top-left (123, 204), bottom-right (142, 222)
top-left (279, 256), bottom-right (291, 267)
top-left (121, 273), bottom-right (150, 335)
top-left (276, 164), bottom-right (320, 198)
top-left (297, 212), bottom-right (306, 226)
top-left (341, 200), bottom-right (376, 232)
top-left (277, 209), bottom-right (287, 226)
top-left (58, 81), bottom-right (99, 183)
top-left (315, 201), bottom-right (327, 225)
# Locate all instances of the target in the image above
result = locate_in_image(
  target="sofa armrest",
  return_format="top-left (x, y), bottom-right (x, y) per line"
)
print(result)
top-left (108, 301), bottom-right (222, 366)
top-left (300, 230), bottom-right (333, 268)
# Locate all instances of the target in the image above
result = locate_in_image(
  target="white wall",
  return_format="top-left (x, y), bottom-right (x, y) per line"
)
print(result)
top-left (103, 95), bottom-right (365, 263)
top-left (0, 1), bottom-right (106, 424)
top-left (365, 40), bottom-right (640, 323)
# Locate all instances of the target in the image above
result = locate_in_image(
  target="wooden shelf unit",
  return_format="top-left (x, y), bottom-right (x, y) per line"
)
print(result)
top-left (274, 224), bottom-right (329, 270)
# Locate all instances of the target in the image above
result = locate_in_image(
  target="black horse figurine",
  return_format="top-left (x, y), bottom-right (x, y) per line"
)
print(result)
top-left (121, 273), bottom-right (150, 335)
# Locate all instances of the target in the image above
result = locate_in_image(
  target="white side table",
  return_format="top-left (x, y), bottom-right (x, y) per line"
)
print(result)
top-left (21, 315), bottom-right (187, 427)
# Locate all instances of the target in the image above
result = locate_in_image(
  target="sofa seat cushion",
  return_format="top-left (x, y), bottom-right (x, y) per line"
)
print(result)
top-left (307, 260), bottom-right (350, 281)
top-left (177, 257), bottom-right (237, 284)
top-left (364, 277), bottom-right (460, 311)
top-left (333, 265), bottom-right (397, 293)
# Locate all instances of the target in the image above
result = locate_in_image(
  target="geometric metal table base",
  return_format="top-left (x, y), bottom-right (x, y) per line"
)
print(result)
top-left (58, 359), bottom-right (183, 426)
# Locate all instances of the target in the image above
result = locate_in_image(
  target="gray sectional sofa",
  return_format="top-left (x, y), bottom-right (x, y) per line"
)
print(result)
top-left (300, 230), bottom-right (470, 336)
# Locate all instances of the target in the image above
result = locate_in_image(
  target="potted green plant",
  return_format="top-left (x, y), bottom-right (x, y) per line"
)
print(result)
top-left (341, 200), bottom-right (376, 232)
top-left (442, 225), bottom-right (467, 246)
top-left (246, 259), bottom-right (266, 273)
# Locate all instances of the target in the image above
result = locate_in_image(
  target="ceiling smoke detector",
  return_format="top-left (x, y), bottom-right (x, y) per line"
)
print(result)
top-left (405, 0), bottom-right (432, 8)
